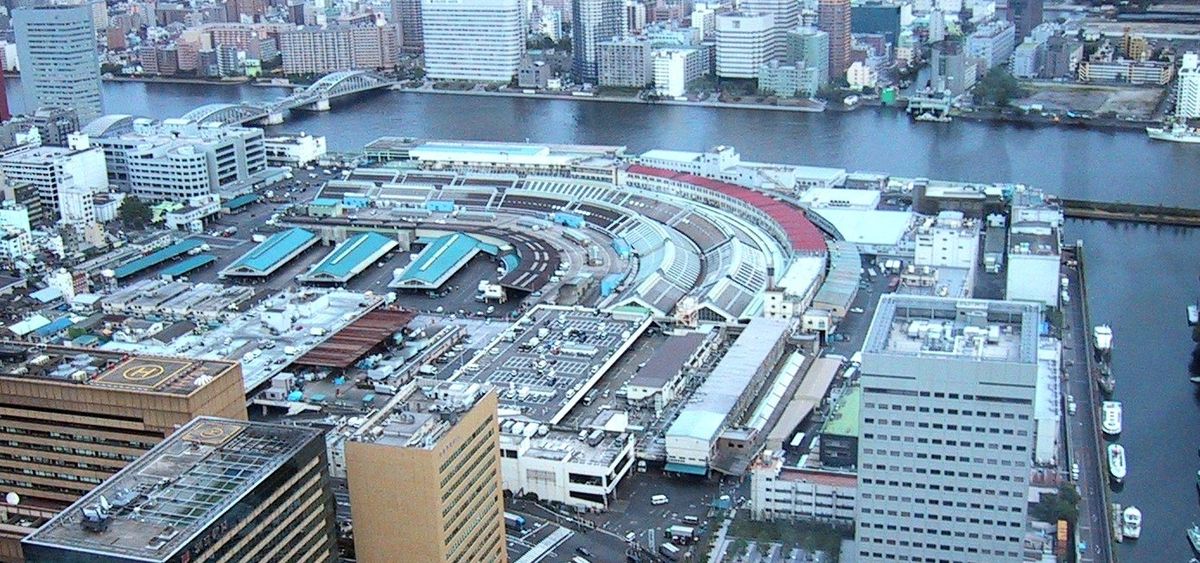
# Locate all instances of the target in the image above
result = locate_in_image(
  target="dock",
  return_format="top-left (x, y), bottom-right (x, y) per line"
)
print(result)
top-left (1061, 199), bottom-right (1200, 227)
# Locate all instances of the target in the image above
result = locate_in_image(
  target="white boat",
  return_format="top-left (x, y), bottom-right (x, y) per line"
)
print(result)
top-left (1147, 122), bottom-right (1200, 144)
top-left (1122, 506), bottom-right (1141, 539)
top-left (1093, 325), bottom-right (1113, 360)
top-left (1101, 401), bottom-right (1122, 436)
top-left (1108, 444), bottom-right (1127, 483)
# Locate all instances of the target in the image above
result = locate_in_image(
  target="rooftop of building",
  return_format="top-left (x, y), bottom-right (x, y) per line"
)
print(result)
top-left (352, 378), bottom-right (492, 449)
top-left (499, 420), bottom-right (632, 467)
top-left (222, 227), bottom-right (317, 276)
top-left (629, 332), bottom-right (708, 390)
top-left (821, 385), bottom-right (861, 438)
top-left (0, 342), bottom-right (236, 396)
top-left (864, 295), bottom-right (1041, 365)
top-left (453, 305), bottom-right (652, 424)
top-left (1009, 222), bottom-right (1060, 256)
top-left (23, 418), bottom-right (321, 561)
top-left (301, 231), bottom-right (398, 283)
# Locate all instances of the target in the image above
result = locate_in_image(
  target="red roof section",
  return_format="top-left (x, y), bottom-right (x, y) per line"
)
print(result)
top-left (294, 308), bottom-right (416, 368)
top-left (626, 165), bottom-right (827, 254)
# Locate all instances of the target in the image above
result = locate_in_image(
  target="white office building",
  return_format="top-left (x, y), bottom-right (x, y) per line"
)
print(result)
top-left (0, 143), bottom-right (107, 218)
top-left (1177, 52), bottom-right (1200, 119)
top-left (966, 20), bottom-right (1016, 69)
top-left (421, 0), bottom-right (525, 82)
top-left (739, 0), bottom-right (799, 61)
top-left (89, 118), bottom-right (269, 202)
top-left (914, 211), bottom-right (980, 270)
top-left (498, 422), bottom-right (636, 511)
top-left (715, 12), bottom-right (774, 79)
top-left (750, 450), bottom-right (856, 523)
top-left (653, 47), bottom-right (708, 97)
top-left (13, 5), bottom-right (104, 124)
top-left (1006, 221), bottom-right (1060, 306)
top-left (855, 295), bottom-right (1041, 563)
top-left (264, 133), bottom-right (327, 167)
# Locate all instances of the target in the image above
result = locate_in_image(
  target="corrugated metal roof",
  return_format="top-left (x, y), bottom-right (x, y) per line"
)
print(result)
top-left (115, 239), bottom-right (204, 278)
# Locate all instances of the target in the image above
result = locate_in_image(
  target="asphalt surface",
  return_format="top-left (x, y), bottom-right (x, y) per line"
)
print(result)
top-left (1063, 248), bottom-right (1114, 563)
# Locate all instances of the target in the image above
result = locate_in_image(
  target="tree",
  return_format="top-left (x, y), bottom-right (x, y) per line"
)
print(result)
top-left (118, 196), bottom-right (152, 230)
top-left (972, 66), bottom-right (1024, 107)
top-left (1031, 483), bottom-right (1081, 524)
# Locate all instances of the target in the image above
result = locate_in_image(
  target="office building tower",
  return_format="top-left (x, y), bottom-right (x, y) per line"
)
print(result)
top-left (715, 11), bottom-right (774, 79)
top-left (966, 20), bottom-right (1016, 69)
top-left (572, 0), bottom-right (625, 83)
top-left (88, 119), bottom-right (268, 202)
top-left (930, 39), bottom-right (976, 95)
top-left (854, 296), bottom-right (1041, 563)
top-left (0, 344), bottom-right (247, 562)
top-left (422, 0), bottom-right (524, 82)
top-left (1007, 0), bottom-right (1042, 41)
top-left (23, 418), bottom-right (336, 563)
top-left (851, 1), bottom-right (901, 46)
top-left (818, 0), bottom-right (851, 82)
top-left (392, 0), bottom-right (424, 53)
top-left (625, 0), bottom-right (647, 32)
top-left (1176, 52), bottom-right (1200, 119)
top-left (785, 27), bottom-right (829, 87)
top-left (0, 68), bottom-right (8, 122)
top-left (0, 143), bottom-right (106, 217)
top-left (347, 379), bottom-right (506, 563)
top-left (653, 47), bottom-right (708, 97)
top-left (740, 0), bottom-right (799, 60)
top-left (13, 5), bottom-right (104, 124)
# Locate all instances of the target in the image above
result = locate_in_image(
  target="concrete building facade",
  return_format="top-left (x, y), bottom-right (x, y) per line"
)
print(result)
top-left (572, 0), bottom-right (625, 83)
top-left (13, 5), bottom-right (104, 124)
top-left (653, 47), bottom-right (708, 97)
top-left (715, 12), bottom-right (774, 79)
top-left (855, 296), bottom-right (1041, 563)
top-left (598, 36), bottom-right (653, 87)
top-left (1177, 52), bottom-right (1200, 119)
top-left (422, 0), bottom-right (525, 82)
top-left (817, 0), bottom-right (851, 82)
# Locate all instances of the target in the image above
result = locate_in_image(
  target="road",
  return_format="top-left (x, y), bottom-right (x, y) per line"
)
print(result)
top-left (1063, 247), bottom-right (1114, 563)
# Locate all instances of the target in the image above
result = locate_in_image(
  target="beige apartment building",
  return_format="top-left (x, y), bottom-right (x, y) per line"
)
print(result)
top-left (346, 379), bottom-right (507, 563)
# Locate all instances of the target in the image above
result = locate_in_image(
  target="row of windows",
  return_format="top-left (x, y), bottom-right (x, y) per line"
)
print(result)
top-left (0, 424), bottom-right (157, 450)
top-left (864, 418), bottom-right (1031, 438)
top-left (862, 433), bottom-right (1029, 455)
top-left (859, 544), bottom-right (1020, 560)
top-left (862, 467), bottom-right (1026, 483)
top-left (865, 401), bottom-right (1029, 420)
top-left (860, 508), bottom-right (1023, 527)
top-left (864, 388), bottom-right (1033, 406)
top-left (862, 449), bottom-right (1027, 468)
top-left (861, 486), bottom-right (1014, 500)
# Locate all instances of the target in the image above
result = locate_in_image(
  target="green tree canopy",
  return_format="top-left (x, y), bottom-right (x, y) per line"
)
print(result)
top-left (118, 196), bottom-right (152, 230)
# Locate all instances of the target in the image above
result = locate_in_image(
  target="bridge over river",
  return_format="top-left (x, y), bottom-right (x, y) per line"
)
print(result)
top-left (181, 70), bottom-right (393, 126)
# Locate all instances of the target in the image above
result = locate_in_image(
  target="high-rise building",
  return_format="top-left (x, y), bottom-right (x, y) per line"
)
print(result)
top-left (392, 0), bottom-right (424, 53)
top-left (422, 0), bottom-right (525, 82)
top-left (0, 68), bottom-right (8, 122)
top-left (850, 1), bottom-right (901, 46)
top-left (929, 39), bottom-right (976, 95)
top-left (22, 418), bottom-right (336, 563)
top-left (740, 0), bottom-right (799, 60)
top-left (1176, 52), bottom-right (1200, 119)
top-left (854, 296), bottom-right (1042, 563)
top-left (0, 344), bottom-right (247, 562)
top-left (572, 0), bottom-right (625, 83)
top-left (817, 0), bottom-right (851, 82)
top-left (13, 5), bottom-right (104, 125)
top-left (346, 379), bottom-right (506, 563)
top-left (1007, 0), bottom-right (1043, 41)
top-left (785, 27), bottom-right (829, 87)
top-left (715, 11), bottom-right (774, 79)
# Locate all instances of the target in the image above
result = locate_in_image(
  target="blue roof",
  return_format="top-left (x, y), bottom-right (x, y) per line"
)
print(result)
top-left (159, 255), bottom-right (217, 278)
top-left (224, 228), bottom-right (317, 275)
top-left (397, 233), bottom-right (486, 287)
top-left (304, 232), bottom-right (398, 282)
top-left (115, 239), bottom-right (204, 278)
top-left (311, 198), bottom-right (342, 207)
top-left (500, 254), bottom-right (520, 273)
top-left (223, 193), bottom-right (258, 210)
top-left (34, 316), bottom-right (75, 337)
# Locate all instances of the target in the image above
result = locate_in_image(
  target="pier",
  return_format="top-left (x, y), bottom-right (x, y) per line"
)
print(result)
top-left (1061, 199), bottom-right (1200, 227)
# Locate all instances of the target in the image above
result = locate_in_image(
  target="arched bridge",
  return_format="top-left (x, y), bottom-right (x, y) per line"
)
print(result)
top-left (180, 71), bottom-right (393, 126)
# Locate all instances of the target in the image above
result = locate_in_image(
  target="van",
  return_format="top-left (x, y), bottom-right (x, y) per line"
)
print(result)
top-left (682, 515), bottom-right (700, 525)
top-left (637, 460), bottom-right (647, 473)
top-left (651, 494), bottom-right (669, 506)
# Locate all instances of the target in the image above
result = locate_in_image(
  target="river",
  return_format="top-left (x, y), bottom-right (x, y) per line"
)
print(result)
top-left (7, 78), bottom-right (1199, 561)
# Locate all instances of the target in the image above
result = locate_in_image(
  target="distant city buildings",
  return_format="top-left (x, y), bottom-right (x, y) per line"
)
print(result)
top-left (572, 0), bottom-right (626, 83)
top-left (785, 27), bottom-right (830, 88)
top-left (715, 12), bottom-right (774, 79)
top-left (653, 47), bottom-right (708, 97)
top-left (966, 20), bottom-right (1016, 70)
top-left (279, 24), bottom-right (401, 75)
top-left (855, 295), bottom-right (1042, 563)
top-left (422, 0), bottom-right (525, 82)
top-left (759, 60), bottom-right (822, 97)
top-left (1177, 52), bottom-right (1200, 119)
top-left (598, 36), bottom-right (653, 88)
top-left (740, 0), bottom-right (800, 61)
top-left (817, 0), bottom-right (852, 82)
top-left (392, 0), bottom-right (424, 53)
top-left (1077, 58), bottom-right (1172, 85)
top-left (13, 4), bottom-right (105, 124)
top-left (929, 39), bottom-right (977, 96)
top-left (1007, 0), bottom-right (1043, 41)
top-left (0, 140), bottom-right (107, 220)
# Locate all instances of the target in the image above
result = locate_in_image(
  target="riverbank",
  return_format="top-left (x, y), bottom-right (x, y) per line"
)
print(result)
top-left (391, 86), bottom-right (827, 113)
top-left (101, 75), bottom-right (256, 87)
